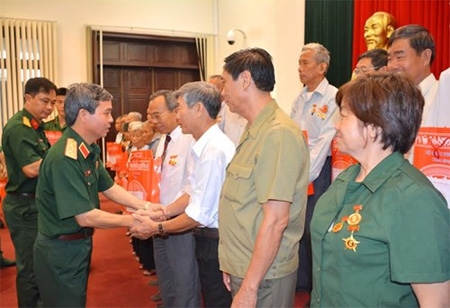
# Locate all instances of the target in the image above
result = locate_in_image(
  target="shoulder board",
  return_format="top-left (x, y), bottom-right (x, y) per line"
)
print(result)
top-left (22, 116), bottom-right (31, 127)
top-left (64, 138), bottom-right (78, 160)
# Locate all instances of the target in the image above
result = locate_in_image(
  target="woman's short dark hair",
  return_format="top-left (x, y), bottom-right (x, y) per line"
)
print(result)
top-left (223, 48), bottom-right (275, 92)
top-left (336, 72), bottom-right (424, 154)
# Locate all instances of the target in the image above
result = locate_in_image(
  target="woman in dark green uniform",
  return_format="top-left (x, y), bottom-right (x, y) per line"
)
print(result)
top-left (310, 72), bottom-right (449, 307)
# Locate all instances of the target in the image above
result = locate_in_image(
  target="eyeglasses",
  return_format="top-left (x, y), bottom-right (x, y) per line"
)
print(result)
top-left (149, 110), bottom-right (170, 120)
top-left (353, 66), bottom-right (379, 75)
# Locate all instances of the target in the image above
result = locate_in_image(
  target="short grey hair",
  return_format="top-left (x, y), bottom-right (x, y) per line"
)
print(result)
top-left (127, 111), bottom-right (142, 121)
top-left (174, 81), bottom-right (221, 119)
top-left (65, 83), bottom-right (113, 126)
top-left (128, 121), bottom-right (144, 132)
top-left (149, 90), bottom-right (178, 111)
top-left (302, 43), bottom-right (331, 67)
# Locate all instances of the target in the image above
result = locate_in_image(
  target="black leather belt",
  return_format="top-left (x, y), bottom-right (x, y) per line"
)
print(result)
top-left (193, 227), bottom-right (219, 239)
top-left (8, 192), bottom-right (36, 199)
top-left (56, 229), bottom-right (95, 241)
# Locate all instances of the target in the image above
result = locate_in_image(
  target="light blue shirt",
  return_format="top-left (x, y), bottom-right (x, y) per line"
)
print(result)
top-left (291, 77), bottom-right (338, 183)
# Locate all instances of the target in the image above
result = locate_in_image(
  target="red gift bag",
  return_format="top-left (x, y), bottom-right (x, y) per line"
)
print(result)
top-left (106, 142), bottom-right (123, 169)
top-left (331, 138), bottom-right (358, 181)
top-left (127, 150), bottom-right (161, 202)
top-left (45, 130), bottom-right (62, 146)
top-left (413, 127), bottom-right (450, 208)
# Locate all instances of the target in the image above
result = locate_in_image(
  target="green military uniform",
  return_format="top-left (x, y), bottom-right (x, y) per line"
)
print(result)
top-left (44, 116), bottom-right (65, 131)
top-left (218, 100), bottom-right (309, 301)
top-left (34, 127), bottom-right (114, 307)
top-left (311, 152), bottom-right (450, 307)
top-left (1, 108), bottom-right (50, 307)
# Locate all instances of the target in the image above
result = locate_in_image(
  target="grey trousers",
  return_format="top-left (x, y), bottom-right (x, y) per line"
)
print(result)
top-left (153, 231), bottom-right (201, 308)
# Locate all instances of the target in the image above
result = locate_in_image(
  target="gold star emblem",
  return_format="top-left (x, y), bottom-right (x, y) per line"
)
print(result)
top-left (342, 233), bottom-right (360, 252)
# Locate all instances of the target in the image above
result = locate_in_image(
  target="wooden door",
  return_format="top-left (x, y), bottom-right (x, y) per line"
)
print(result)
top-left (93, 31), bottom-right (201, 143)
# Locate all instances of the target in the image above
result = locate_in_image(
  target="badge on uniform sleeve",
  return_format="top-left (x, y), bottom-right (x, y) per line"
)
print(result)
top-left (64, 138), bottom-right (78, 160)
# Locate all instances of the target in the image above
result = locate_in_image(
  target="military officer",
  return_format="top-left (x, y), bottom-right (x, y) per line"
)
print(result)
top-left (33, 83), bottom-right (164, 307)
top-left (1, 77), bottom-right (57, 307)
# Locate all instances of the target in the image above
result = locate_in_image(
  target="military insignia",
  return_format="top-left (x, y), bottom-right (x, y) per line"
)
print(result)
top-left (332, 215), bottom-right (348, 233)
top-left (332, 204), bottom-right (364, 252)
top-left (79, 142), bottom-right (90, 159)
top-left (310, 104), bottom-right (329, 120)
top-left (168, 155), bottom-right (178, 166)
top-left (342, 234), bottom-right (360, 252)
top-left (332, 221), bottom-right (344, 233)
top-left (30, 118), bottom-right (39, 130)
top-left (22, 116), bottom-right (31, 127)
top-left (64, 138), bottom-right (78, 160)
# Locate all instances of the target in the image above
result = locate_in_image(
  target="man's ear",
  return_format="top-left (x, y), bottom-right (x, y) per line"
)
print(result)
top-left (194, 102), bottom-right (203, 117)
top-left (421, 48), bottom-right (432, 66)
top-left (77, 108), bottom-right (88, 123)
top-left (24, 93), bottom-right (33, 102)
top-left (319, 62), bottom-right (328, 75)
top-left (240, 70), bottom-right (252, 90)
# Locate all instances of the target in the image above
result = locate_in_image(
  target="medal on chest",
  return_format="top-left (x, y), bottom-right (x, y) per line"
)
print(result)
top-left (332, 204), bottom-right (363, 252)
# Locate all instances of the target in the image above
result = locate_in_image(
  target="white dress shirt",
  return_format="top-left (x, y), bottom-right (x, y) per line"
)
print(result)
top-left (291, 77), bottom-right (338, 183)
top-left (432, 68), bottom-right (450, 127)
top-left (218, 102), bottom-right (247, 147)
top-left (419, 73), bottom-right (439, 127)
top-left (184, 124), bottom-right (235, 228)
top-left (156, 126), bottom-right (195, 205)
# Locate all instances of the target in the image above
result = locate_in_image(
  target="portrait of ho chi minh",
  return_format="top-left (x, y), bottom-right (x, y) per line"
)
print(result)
top-left (364, 11), bottom-right (397, 50)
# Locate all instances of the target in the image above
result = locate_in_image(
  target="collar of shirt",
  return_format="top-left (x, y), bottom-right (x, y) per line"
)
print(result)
top-left (168, 125), bottom-right (187, 143)
top-left (418, 73), bottom-right (437, 97)
top-left (192, 124), bottom-right (221, 159)
top-left (336, 152), bottom-right (406, 194)
top-left (301, 77), bottom-right (330, 101)
top-left (247, 99), bottom-right (279, 140)
top-left (22, 108), bottom-right (45, 130)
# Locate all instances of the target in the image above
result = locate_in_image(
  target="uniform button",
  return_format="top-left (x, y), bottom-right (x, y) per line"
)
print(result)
top-left (317, 267), bottom-right (320, 272)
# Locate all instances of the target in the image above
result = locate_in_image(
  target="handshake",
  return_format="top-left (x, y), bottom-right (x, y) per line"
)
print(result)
top-left (128, 203), bottom-right (169, 240)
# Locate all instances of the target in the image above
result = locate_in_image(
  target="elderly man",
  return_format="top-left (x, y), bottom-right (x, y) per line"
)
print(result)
top-left (2, 77), bottom-right (56, 307)
top-left (387, 24), bottom-right (438, 126)
top-left (132, 81), bottom-right (235, 307)
top-left (218, 48), bottom-right (309, 307)
top-left (353, 48), bottom-right (388, 77)
top-left (144, 90), bottom-right (199, 308)
top-left (290, 43), bottom-right (338, 295)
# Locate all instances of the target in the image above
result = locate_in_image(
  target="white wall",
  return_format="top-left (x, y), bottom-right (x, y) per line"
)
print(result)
top-left (1, 0), bottom-right (305, 112)
top-left (216, 0), bottom-right (305, 111)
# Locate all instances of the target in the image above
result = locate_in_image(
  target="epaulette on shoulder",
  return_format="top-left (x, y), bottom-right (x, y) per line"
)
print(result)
top-left (64, 138), bottom-right (78, 160)
top-left (22, 116), bottom-right (31, 127)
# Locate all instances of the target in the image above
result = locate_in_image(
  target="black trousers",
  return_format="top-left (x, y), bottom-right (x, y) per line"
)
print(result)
top-left (194, 234), bottom-right (232, 308)
top-left (296, 156), bottom-right (332, 292)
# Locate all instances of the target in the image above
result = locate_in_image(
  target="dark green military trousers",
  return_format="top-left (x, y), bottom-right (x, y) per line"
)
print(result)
top-left (2, 193), bottom-right (40, 307)
top-left (34, 232), bottom-right (93, 307)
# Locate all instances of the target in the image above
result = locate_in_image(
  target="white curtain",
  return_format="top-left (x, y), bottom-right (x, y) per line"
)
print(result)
top-left (195, 34), bottom-right (216, 81)
top-left (0, 18), bottom-right (57, 136)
